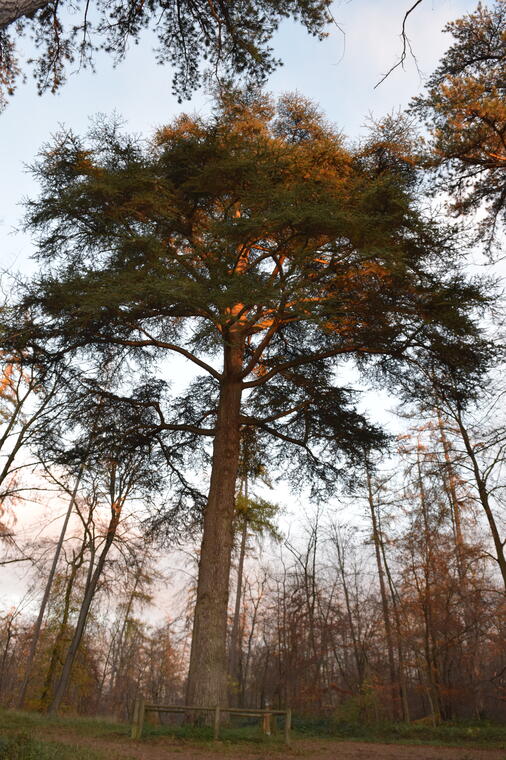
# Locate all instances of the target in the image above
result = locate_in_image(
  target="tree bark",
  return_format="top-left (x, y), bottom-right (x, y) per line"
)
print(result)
top-left (186, 337), bottom-right (244, 709)
top-left (435, 408), bottom-right (466, 571)
top-left (109, 552), bottom-right (147, 700)
top-left (379, 532), bottom-right (410, 722)
top-left (416, 450), bottom-right (442, 724)
top-left (332, 529), bottom-right (365, 690)
top-left (365, 466), bottom-right (397, 719)
top-left (39, 556), bottom-right (81, 710)
top-left (228, 487), bottom-right (248, 704)
top-left (17, 466), bottom-right (84, 708)
top-left (48, 499), bottom-right (121, 713)
top-left (453, 405), bottom-right (506, 591)
top-left (0, 0), bottom-right (49, 27)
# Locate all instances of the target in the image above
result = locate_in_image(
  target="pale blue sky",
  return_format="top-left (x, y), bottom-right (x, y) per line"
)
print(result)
top-left (0, 0), bottom-right (488, 609)
top-left (1, 0), bottom-right (477, 274)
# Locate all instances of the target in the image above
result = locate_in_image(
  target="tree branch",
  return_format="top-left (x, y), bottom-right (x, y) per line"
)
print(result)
top-left (374, 0), bottom-right (423, 88)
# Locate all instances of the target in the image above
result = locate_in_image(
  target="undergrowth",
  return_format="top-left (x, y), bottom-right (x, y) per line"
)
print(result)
top-left (0, 732), bottom-right (105, 760)
top-left (0, 708), bottom-right (505, 753)
top-left (292, 716), bottom-right (506, 747)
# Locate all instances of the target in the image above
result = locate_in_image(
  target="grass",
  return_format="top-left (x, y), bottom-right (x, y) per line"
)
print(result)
top-left (0, 711), bottom-right (125, 760)
top-left (0, 710), bottom-right (127, 738)
top-left (292, 715), bottom-right (506, 749)
top-left (141, 715), bottom-right (506, 750)
top-left (0, 707), bottom-right (506, 757)
top-left (142, 718), bottom-right (285, 744)
top-left (0, 732), bottom-right (106, 760)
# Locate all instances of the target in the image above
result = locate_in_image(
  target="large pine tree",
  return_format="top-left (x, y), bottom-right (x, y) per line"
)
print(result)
top-left (15, 90), bottom-right (488, 707)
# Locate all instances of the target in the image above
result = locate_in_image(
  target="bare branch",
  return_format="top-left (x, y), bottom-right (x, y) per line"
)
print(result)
top-left (374, 0), bottom-right (423, 89)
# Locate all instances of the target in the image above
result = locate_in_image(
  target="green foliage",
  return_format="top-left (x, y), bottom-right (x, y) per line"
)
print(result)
top-left (412, 1), bottom-right (506, 252)
top-left (0, 709), bottom-right (505, 752)
top-left (0, 710), bottom-right (126, 738)
top-left (142, 721), bottom-right (284, 744)
top-left (291, 716), bottom-right (506, 748)
top-left (11, 89), bottom-right (492, 527)
top-left (0, 733), bottom-right (105, 760)
top-left (235, 494), bottom-right (283, 542)
top-left (0, 0), bottom-right (331, 105)
top-left (333, 683), bottom-right (378, 724)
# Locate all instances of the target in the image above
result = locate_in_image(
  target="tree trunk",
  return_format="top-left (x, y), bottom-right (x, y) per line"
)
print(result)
top-left (0, 0), bottom-right (49, 28)
top-left (48, 505), bottom-right (121, 713)
top-left (186, 338), bottom-right (244, 709)
top-left (365, 466), bottom-right (397, 719)
top-left (416, 451), bottom-right (442, 724)
top-left (435, 408), bottom-right (466, 572)
top-left (109, 553), bottom-right (147, 700)
top-left (39, 551), bottom-right (83, 710)
top-left (454, 406), bottom-right (506, 591)
top-left (228, 486), bottom-right (248, 704)
top-left (17, 467), bottom-right (84, 708)
top-left (380, 536), bottom-right (410, 722)
top-left (0, 613), bottom-right (14, 698)
top-left (333, 529), bottom-right (364, 690)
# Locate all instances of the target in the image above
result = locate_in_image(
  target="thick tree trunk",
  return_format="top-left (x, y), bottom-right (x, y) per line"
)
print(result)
top-left (0, 0), bottom-right (49, 27)
top-left (186, 339), bottom-right (244, 709)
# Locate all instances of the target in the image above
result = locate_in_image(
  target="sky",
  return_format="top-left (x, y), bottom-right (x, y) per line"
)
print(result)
top-left (1, 0), bottom-right (479, 275)
top-left (0, 0), bottom-right (483, 611)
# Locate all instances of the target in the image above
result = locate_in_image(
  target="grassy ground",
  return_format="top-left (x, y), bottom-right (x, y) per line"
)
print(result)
top-left (0, 733), bottom-right (106, 760)
top-left (0, 711), bottom-right (123, 759)
top-left (292, 716), bottom-right (506, 748)
top-left (0, 708), bottom-right (505, 758)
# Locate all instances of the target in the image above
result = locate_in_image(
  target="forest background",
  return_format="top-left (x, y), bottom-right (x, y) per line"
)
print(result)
top-left (0, 0), bottom-right (505, 732)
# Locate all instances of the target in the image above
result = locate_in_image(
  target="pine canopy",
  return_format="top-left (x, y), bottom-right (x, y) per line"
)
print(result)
top-left (19, 90), bottom-right (488, 505)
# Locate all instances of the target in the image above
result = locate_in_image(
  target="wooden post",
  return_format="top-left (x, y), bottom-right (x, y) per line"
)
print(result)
top-left (284, 708), bottom-right (292, 745)
top-left (262, 710), bottom-right (272, 736)
top-left (213, 705), bottom-right (220, 740)
top-left (131, 696), bottom-right (140, 739)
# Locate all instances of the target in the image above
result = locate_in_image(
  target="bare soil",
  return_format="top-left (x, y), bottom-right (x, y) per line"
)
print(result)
top-left (39, 728), bottom-right (506, 760)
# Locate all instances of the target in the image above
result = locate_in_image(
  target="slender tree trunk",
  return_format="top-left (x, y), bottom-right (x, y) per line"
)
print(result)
top-left (186, 337), bottom-right (244, 708)
top-left (17, 466), bottom-right (85, 708)
top-left (454, 406), bottom-right (506, 591)
top-left (109, 553), bottom-right (147, 699)
top-left (0, 613), bottom-right (14, 698)
top-left (228, 481), bottom-right (248, 704)
top-left (435, 407), bottom-right (484, 715)
top-left (416, 452), bottom-right (442, 724)
top-left (48, 504), bottom-right (121, 713)
top-left (365, 467), bottom-right (397, 719)
top-left (435, 409), bottom-right (466, 570)
top-left (39, 550), bottom-right (84, 710)
top-left (333, 530), bottom-right (364, 690)
top-left (380, 537), bottom-right (410, 722)
top-left (241, 575), bottom-right (264, 706)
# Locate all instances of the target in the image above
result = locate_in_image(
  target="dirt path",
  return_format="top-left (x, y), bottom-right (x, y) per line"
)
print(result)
top-left (38, 728), bottom-right (506, 760)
